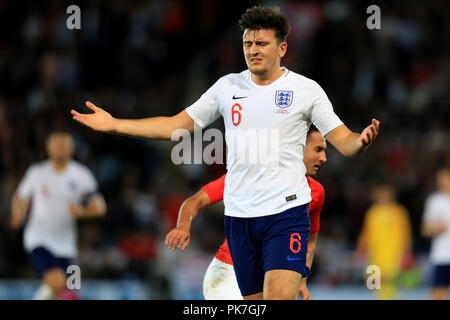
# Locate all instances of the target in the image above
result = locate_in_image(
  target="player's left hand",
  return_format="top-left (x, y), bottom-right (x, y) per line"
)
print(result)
top-left (69, 203), bottom-right (85, 218)
top-left (359, 118), bottom-right (380, 150)
top-left (299, 283), bottom-right (311, 300)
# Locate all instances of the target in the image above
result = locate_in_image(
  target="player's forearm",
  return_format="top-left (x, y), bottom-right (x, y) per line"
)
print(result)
top-left (176, 193), bottom-right (211, 229)
top-left (302, 233), bottom-right (318, 286)
top-left (326, 122), bottom-right (379, 157)
top-left (82, 197), bottom-right (107, 218)
top-left (10, 194), bottom-right (29, 229)
top-left (305, 248), bottom-right (315, 270)
top-left (306, 233), bottom-right (318, 269)
top-left (113, 110), bottom-right (196, 140)
top-left (336, 132), bottom-right (366, 157)
top-left (176, 201), bottom-right (199, 229)
top-left (421, 223), bottom-right (445, 238)
top-left (112, 117), bottom-right (179, 140)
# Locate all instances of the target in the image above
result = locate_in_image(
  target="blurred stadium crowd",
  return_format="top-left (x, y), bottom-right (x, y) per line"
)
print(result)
top-left (0, 0), bottom-right (448, 299)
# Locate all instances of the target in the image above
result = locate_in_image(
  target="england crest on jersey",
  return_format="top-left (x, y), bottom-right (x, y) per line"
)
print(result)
top-left (275, 90), bottom-right (293, 108)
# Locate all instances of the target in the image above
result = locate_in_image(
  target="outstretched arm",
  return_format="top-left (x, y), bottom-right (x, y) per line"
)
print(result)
top-left (325, 119), bottom-right (380, 157)
top-left (10, 193), bottom-right (30, 230)
top-left (71, 101), bottom-right (196, 140)
top-left (165, 189), bottom-right (212, 251)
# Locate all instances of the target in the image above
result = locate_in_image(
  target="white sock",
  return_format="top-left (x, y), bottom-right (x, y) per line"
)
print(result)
top-left (33, 284), bottom-right (55, 300)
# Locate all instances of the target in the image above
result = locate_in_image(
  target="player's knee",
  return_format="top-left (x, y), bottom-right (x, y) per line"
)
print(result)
top-left (44, 268), bottom-right (67, 294)
top-left (263, 269), bottom-right (301, 300)
top-left (264, 287), bottom-right (297, 300)
top-left (263, 279), bottom-right (297, 300)
top-left (431, 288), bottom-right (446, 300)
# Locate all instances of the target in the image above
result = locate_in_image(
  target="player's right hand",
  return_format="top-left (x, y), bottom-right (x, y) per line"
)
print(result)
top-left (165, 227), bottom-right (191, 251)
top-left (71, 101), bottom-right (116, 132)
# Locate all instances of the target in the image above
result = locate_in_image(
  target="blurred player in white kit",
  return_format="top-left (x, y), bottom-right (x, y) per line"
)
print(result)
top-left (10, 131), bottom-right (107, 300)
top-left (421, 167), bottom-right (450, 300)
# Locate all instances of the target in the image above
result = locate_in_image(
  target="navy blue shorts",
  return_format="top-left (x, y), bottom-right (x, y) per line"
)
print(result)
top-left (29, 247), bottom-right (72, 278)
top-left (224, 204), bottom-right (311, 296)
top-left (431, 264), bottom-right (450, 287)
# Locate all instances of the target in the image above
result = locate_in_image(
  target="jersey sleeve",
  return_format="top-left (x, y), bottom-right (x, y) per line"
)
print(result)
top-left (307, 177), bottom-right (325, 234)
top-left (308, 80), bottom-right (343, 136)
top-left (79, 168), bottom-right (100, 204)
top-left (185, 77), bottom-right (224, 129)
top-left (16, 165), bottom-right (37, 200)
top-left (201, 174), bottom-right (226, 204)
top-left (422, 195), bottom-right (439, 224)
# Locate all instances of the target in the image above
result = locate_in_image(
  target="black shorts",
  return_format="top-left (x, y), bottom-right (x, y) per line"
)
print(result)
top-left (431, 264), bottom-right (450, 287)
top-left (29, 247), bottom-right (71, 278)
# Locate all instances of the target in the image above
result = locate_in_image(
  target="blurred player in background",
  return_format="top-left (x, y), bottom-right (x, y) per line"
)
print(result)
top-left (421, 167), bottom-right (450, 300)
top-left (10, 131), bottom-right (107, 300)
top-left (355, 184), bottom-right (412, 300)
top-left (71, 6), bottom-right (379, 299)
top-left (165, 126), bottom-right (326, 300)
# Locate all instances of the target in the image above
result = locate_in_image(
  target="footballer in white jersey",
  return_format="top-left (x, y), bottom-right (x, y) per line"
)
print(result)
top-left (18, 160), bottom-right (98, 258)
top-left (11, 132), bottom-right (106, 300)
top-left (421, 167), bottom-right (450, 300)
top-left (186, 68), bottom-right (341, 218)
top-left (71, 6), bottom-right (379, 300)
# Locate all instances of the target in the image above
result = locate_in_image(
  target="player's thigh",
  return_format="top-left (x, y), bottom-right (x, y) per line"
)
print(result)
top-left (203, 258), bottom-right (242, 300)
top-left (29, 247), bottom-right (69, 278)
top-left (263, 269), bottom-right (302, 300)
top-left (262, 205), bottom-right (311, 279)
top-left (224, 216), bottom-right (265, 297)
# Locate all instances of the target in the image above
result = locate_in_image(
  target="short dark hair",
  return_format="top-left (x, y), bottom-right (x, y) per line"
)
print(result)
top-left (238, 6), bottom-right (290, 43)
top-left (307, 125), bottom-right (319, 140)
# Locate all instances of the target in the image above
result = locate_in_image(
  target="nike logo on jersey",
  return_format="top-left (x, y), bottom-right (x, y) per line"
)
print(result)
top-left (286, 255), bottom-right (301, 261)
top-left (232, 95), bottom-right (247, 100)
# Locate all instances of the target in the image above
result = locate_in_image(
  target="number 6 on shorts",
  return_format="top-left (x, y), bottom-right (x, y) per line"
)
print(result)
top-left (289, 233), bottom-right (302, 254)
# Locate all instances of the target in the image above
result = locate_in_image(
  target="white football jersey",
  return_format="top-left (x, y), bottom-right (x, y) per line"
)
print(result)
top-left (186, 68), bottom-right (343, 218)
top-left (17, 160), bottom-right (98, 258)
top-left (422, 192), bottom-right (450, 264)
